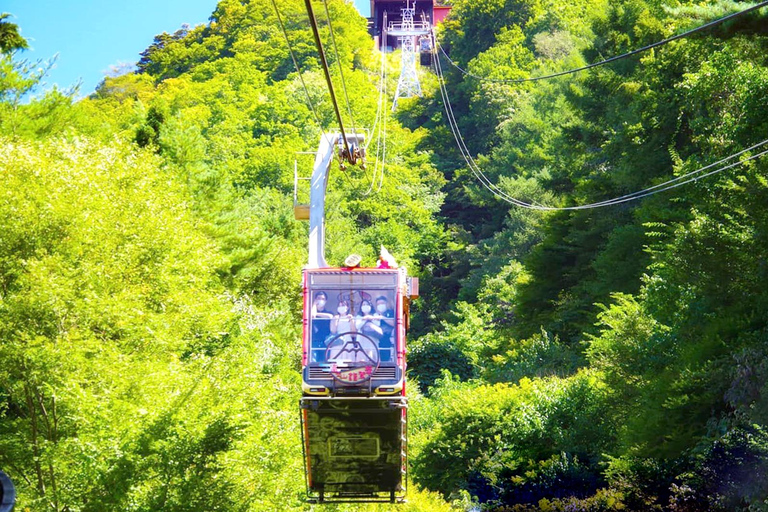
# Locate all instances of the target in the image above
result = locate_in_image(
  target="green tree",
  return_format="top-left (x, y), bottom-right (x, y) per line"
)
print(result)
top-left (0, 13), bottom-right (28, 53)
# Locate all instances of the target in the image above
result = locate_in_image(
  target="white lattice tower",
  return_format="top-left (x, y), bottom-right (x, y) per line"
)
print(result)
top-left (392, 2), bottom-right (422, 110)
top-left (401, 2), bottom-right (415, 32)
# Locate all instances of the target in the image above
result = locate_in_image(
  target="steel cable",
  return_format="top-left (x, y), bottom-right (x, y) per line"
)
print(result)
top-left (438, 1), bottom-right (768, 84)
top-left (433, 36), bottom-right (768, 210)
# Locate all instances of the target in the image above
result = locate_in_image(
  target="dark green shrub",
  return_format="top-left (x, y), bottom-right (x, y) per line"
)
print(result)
top-left (671, 425), bottom-right (768, 511)
top-left (409, 337), bottom-right (476, 393)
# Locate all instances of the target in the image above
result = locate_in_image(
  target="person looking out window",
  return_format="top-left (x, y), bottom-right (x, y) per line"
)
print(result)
top-left (311, 291), bottom-right (333, 362)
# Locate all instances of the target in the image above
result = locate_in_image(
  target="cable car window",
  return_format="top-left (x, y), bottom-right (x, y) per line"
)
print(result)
top-left (308, 273), bottom-right (398, 365)
top-left (310, 272), bottom-right (397, 288)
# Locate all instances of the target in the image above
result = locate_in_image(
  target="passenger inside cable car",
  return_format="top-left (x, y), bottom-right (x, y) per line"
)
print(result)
top-left (311, 291), bottom-right (333, 362)
top-left (375, 295), bottom-right (395, 361)
top-left (353, 297), bottom-right (392, 360)
top-left (330, 299), bottom-right (355, 341)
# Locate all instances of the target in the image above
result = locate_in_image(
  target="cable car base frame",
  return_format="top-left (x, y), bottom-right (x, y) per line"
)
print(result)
top-left (300, 397), bottom-right (407, 504)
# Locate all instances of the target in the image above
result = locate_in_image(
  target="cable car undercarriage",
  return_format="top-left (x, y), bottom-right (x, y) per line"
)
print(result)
top-left (300, 397), bottom-right (407, 503)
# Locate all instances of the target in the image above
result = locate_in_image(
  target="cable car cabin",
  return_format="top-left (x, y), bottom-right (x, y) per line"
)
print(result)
top-left (303, 267), bottom-right (410, 396)
top-left (300, 266), bottom-right (416, 504)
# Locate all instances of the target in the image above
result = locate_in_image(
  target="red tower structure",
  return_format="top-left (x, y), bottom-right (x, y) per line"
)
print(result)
top-left (368, 0), bottom-right (451, 52)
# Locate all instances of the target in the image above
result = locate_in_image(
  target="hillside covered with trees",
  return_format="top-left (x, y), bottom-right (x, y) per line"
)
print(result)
top-left (2, 0), bottom-right (768, 510)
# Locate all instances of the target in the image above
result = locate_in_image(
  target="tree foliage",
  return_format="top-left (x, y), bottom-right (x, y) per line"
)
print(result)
top-left (3, 0), bottom-right (768, 510)
top-left (0, 2), bottom-right (449, 511)
top-left (405, 0), bottom-right (768, 508)
top-left (0, 13), bottom-right (28, 54)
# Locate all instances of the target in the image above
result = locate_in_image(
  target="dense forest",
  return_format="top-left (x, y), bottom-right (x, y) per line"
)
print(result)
top-left (2, 0), bottom-right (768, 510)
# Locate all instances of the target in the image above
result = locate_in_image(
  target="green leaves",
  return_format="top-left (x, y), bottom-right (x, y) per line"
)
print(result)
top-left (0, 13), bottom-right (28, 54)
top-left (411, 370), bottom-right (614, 500)
top-left (0, 2), bottom-right (455, 511)
top-left (4, 0), bottom-right (768, 509)
top-left (407, 0), bottom-right (768, 507)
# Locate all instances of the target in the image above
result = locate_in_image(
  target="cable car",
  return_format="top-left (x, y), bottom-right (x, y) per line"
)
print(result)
top-left (295, 133), bottom-right (418, 503)
top-left (419, 35), bottom-right (433, 67)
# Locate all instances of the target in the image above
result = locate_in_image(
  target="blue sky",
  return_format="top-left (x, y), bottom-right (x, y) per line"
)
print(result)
top-left (5, 0), bottom-right (370, 97)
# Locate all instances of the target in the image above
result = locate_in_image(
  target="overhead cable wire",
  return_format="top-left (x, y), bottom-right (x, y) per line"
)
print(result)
top-left (575, 148), bottom-right (768, 207)
top-left (366, 51), bottom-right (386, 151)
top-left (365, 52), bottom-right (387, 195)
top-left (568, 139), bottom-right (768, 208)
top-left (438, 0), bottom-right (768, 84)
top-left (364, 58), bottom-right (384, 194)
top-left (377, 55), bottom-right (389, 193)
top-left (433, 38), bottom-right (533, 207)
top-left (436, 43), bottom-right (768, 209)
top-left (365, 52), bottom-right (389, 194)
top-left (322, 0), bottom-right (361, 141)
top-left (303, 0), bottom-right (351, 157)
top-left (432, 36), bottom-right (768, 210)
top-left (270, 0), bottom-right (331, 146)
top-left (439, 53), bottom-right (768, 209)
top-left (273, 0), bottom-right (356, 188)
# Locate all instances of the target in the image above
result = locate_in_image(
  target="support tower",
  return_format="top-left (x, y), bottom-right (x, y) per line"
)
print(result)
top-left (391, 2), bottom-right (426, 110)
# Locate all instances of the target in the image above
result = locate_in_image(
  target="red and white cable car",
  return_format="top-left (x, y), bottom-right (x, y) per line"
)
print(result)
top-left (295, 134), bottom-right (418, 503)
